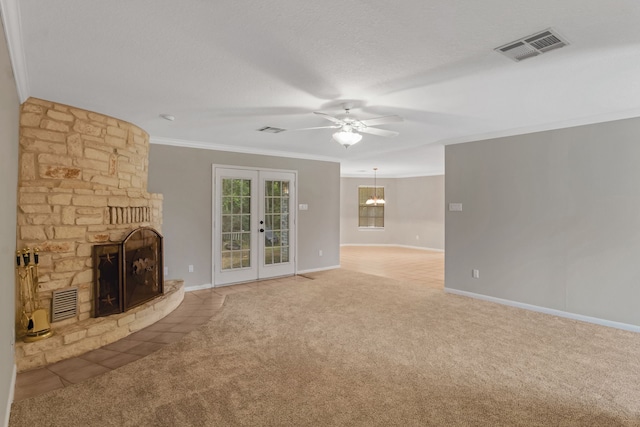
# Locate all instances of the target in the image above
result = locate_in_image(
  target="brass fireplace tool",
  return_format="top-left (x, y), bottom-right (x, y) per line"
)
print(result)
top-left (16, 247), bottom-right (53, 342)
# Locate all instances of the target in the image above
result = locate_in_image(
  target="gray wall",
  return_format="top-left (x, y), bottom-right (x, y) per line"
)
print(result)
top-left (445, 117), bottom-right (640, 327)
top-left (340, 175), bottom-right (444, 250)
top-left (0, 17), bottom-right (19, 425)
top-left (148, 144), bottom-right (341, 288)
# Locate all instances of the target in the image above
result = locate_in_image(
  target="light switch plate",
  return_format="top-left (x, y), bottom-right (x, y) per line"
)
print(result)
top-left (299, 204), bottom-right (308, 211)
top-left (449, 203), bottom-right (463, 212)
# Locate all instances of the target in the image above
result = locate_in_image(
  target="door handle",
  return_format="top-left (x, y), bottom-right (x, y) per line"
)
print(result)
top-left (260, 229), bottom-right (265, 233)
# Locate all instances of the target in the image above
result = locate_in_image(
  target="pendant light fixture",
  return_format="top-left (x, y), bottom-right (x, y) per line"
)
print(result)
top-left (365, 168), bottom-right (385, 205)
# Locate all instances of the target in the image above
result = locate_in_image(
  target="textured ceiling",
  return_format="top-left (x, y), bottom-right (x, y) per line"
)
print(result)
top-left (7, 0), bottom-right (640, 177)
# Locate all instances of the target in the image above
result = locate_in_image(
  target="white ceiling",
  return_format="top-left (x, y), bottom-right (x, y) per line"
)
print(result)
top-left (5, 0), bottom-right (640, 177)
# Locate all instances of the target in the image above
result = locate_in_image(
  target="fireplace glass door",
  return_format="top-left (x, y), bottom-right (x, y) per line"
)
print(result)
top-left (93, 227), bottom-right (163, 318)
top-left (123, 227), bottom-right (163, 310)
top-left (94, 243), bottom-right (123, 317)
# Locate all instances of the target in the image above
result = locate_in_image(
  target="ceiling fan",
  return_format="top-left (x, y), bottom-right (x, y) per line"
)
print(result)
top-left (292, 106), bottom-right (403, 148)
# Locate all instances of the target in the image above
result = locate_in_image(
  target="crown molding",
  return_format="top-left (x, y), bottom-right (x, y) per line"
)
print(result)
top-left (149, 136), bottom-right (340, 164)
top-left (150, 136), bottom-right (446, 178)
top-left (0, 0), bottom-right (29, 102)
top-left (340, 171), bottom-right (444, 179)
top-left (441, 107), bottom-right (640, 146)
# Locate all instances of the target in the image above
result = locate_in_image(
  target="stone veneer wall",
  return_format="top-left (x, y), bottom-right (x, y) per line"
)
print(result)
top-left (17, 97), bottom-right (163, 331)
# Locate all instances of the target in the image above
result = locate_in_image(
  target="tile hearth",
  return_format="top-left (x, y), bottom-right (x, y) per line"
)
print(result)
top-left (14, 277), bottom-right (305, 402)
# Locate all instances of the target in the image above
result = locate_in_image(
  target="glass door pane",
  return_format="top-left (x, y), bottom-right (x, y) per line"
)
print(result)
top-left (264, 179), bottom-right (290, 266)
top-left (258, 170), bottom-right (294, 279)
top-left (221, 178), bottom-right (252, 271)
top-left (214, 167), bottom-right (258, 286)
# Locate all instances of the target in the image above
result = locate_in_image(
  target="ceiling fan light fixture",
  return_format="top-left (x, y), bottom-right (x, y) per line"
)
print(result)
top-left (332, 130), bottom-right (362, 147)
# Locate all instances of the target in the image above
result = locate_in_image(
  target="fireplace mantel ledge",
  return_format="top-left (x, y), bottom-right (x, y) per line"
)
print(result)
top-left (15, 279), bottom-right (185, 373)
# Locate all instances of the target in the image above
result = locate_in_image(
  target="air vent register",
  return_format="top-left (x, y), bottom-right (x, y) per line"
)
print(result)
top-left (496, 28), bottom-right (569, 62)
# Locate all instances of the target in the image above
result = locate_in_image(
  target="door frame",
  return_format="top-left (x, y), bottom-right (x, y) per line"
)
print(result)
top-left (211, 164), bottom-right (298, 287)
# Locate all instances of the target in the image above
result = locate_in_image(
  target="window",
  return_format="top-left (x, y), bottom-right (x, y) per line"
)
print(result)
top-left (358, 186), bottom-right (384, 228)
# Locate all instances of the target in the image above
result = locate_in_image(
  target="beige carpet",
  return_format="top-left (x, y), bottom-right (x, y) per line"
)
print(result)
top-left (10, 269), bottom-right (640, 426)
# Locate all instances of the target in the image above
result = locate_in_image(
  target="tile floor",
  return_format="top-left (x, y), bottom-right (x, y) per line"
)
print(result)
top-left (340, 245), bottom-right (444, 289)
top-left (13, 246), bottom-right (444, 402)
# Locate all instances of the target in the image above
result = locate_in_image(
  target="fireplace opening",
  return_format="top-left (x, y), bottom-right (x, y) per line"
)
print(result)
top-left (93, 227), bottom-right (163, 317)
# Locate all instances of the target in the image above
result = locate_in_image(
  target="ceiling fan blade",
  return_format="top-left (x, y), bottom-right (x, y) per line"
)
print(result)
top-left (359, 115), bottom-right (403, 126)
top-left (359, 127), bottom-right (399, 137)
top-left (313, 112), bottom-right (344, 124)
top-left (289, 125), bottom-right (340, 131)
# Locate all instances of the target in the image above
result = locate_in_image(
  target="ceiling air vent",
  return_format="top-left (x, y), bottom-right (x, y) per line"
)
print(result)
top-left (496, 28), bottom-right (568, 62)
top-left (257, 126), bottom-right (286, 133)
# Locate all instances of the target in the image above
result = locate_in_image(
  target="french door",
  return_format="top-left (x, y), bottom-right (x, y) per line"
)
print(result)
top-left (213, 167), bottom-right (296, 286)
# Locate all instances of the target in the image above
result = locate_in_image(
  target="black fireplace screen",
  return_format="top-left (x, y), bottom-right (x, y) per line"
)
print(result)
top-left (93, 227), bottom-right (163, 317)
top-left (94, 243), bottom-right (123, 316)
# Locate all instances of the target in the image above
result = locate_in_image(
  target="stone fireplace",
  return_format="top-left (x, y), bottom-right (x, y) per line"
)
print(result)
top-left (15, 98), bottom-right (181, 371)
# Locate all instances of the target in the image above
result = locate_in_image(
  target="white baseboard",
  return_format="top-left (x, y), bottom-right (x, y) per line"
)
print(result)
top-left (445, 288), bottom-right (640, 334)
top-left (341, 243), bottom-right (444, 252)
top-left (392, 244), bottom-right (444, 252)
top-left (4, 363), bottom-right (16, 427)
top-left (184, 283), bottom-right (213, 292)
top-left (296, 265), bottom-right (341, 275)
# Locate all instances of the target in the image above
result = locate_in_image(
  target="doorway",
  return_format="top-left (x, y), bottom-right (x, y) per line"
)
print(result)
top-left (213, 166), bottom-right (296, 286)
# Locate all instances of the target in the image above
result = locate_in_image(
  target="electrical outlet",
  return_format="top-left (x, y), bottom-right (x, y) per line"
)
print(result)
top-left (188, 265), bottom-right (194, 273)
top-left (318, 250), bottom-right (323, 257)
top-left (472, 269), bottom-right (480, 279)
top-left (164, 266), bottom-right (169, 275)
